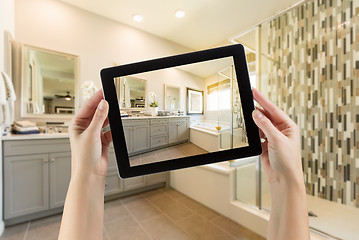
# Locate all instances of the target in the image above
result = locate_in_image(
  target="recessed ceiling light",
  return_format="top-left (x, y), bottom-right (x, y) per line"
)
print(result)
top-left (132, 14), bottom-right (143, 22)
top-left (175, 10), bottom-right (186, 18)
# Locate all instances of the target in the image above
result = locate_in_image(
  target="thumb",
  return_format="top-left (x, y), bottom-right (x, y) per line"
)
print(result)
top-left (88, 100), bottom-right (109, 133)
top-left (252, 109), bottom-right (281, 143)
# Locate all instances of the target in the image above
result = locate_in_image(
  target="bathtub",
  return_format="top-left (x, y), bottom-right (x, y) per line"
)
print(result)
top-left (190, 120), bottom-right (246, 152)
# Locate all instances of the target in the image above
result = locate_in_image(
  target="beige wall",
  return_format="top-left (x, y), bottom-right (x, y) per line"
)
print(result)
top-left (14, 0), bottom-right (197, 121)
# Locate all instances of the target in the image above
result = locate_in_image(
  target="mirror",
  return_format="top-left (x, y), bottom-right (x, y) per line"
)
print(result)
top-left (115, 77), bottom-right (147, 109)
top-left (22, 45), bottom-right (78, 117)
top-left (164, 85), bottom-right (180, 110)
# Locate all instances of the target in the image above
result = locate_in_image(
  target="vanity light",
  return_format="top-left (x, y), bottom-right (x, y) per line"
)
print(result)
top-left (175, 10), bottom-right (185, 18)
top-left (132, 14), bottom-right (143, 22)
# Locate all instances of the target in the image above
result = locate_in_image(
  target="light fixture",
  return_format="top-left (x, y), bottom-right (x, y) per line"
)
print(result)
top-left (175, 10), bottom-right (185, 18)
top-left (132, 14), bottom-right (143, 22)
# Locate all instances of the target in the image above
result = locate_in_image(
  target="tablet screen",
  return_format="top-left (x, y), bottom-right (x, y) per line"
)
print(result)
top-left (113, 56), bottom-right (249, 167)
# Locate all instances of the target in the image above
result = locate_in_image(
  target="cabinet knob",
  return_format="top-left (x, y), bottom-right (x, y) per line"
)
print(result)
top-left (44, 159), bottom-right (48, 163)
top-left (50, 158), bottom-right (55, 163)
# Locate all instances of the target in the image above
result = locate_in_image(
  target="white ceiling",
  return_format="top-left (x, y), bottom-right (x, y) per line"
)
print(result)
top-left (60, 0), bottom-right (301, 50)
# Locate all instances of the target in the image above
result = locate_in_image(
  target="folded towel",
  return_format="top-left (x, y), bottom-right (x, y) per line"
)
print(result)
top-left (12, 125), bottom-right (39, 132)
top-left (1, 72), bottom-right (16, 101)
top-left (12, 130), bottom-right (40, 135)
top-left (14, 120), bottom-right (37, 128)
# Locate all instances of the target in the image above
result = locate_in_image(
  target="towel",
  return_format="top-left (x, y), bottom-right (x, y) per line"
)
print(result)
top-left (12, 125), bottom-right (39, 132)
top-left (14, 120), bottom-right (36, 128)
top-left (0, 71), bottom-right (16, 127)
top-left (1, 72), bottom-right (16, 101)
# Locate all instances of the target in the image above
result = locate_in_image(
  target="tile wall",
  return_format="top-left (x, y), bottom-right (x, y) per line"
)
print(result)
top-left (265, 0), bottom-right (359, 207)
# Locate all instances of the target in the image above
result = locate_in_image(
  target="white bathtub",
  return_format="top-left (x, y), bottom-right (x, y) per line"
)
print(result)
top-left (190, 120), bottom-right (247, 152)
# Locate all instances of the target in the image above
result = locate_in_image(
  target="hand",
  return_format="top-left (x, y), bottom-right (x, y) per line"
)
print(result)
top-left (251, 88), bottom-right (302, 185)
top-left (69, 90), bottom-right (112, 179)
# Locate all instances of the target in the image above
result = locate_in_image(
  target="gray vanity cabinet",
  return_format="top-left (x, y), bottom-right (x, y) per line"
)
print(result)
top-left (169, 118), bottom-right (189, 144)
top-left (122, 120), bottom-right (150, 154)
top-left (49, 152), bottom-right (71, 208)
top-left (4, 154), bottom-right (50, 219)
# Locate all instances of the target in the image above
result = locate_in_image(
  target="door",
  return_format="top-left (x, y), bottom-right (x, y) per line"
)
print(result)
top-left (177, 121), bottom-right (189, 142)
top-left (168, 123), bottom-right (178, 144)
top-left (49, 152), bottom-right (71, 208)
top-left (133, 126), bottom-right (150, 152)
top-left (123, 127), bottom-right (133, 153)
top-left (4, 154), bottom-right (49, 219)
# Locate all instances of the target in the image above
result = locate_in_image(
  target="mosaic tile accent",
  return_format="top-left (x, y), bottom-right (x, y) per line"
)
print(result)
top-left (266, 0), bottom-right (359, 207)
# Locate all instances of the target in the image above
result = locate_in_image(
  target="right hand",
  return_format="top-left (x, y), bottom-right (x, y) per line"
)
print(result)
top-left (251, 88), bottom-right (303, 185)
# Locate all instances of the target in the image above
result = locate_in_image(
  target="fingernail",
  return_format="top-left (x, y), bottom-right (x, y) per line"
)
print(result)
top-left (98, 100), bottom-right (106, 110)
top-left (252, 109), bottom-right (263, 119)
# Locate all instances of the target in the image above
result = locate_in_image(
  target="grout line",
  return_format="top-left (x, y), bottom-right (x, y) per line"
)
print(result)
top-left (23, 221), bottom-right (31, 240)
top-left (121, 199), bottom-right (154, 240)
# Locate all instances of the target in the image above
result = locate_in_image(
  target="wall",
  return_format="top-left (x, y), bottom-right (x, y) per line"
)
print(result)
top-left (0, 0), bottom-right (15, 235)
top-left (14, 0), bottom-right (195, 121)
top-left (265, 0), bottom-right (358, 207)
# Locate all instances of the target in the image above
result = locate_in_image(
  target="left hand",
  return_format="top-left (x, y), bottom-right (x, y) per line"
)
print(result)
top-left (69, 90), bottom-right (112, 179)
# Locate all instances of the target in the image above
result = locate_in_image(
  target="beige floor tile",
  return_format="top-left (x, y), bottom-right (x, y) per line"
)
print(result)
top-left (177, 214), bottom-right (236, 240)
top-left (155, 148), bottom-right (172, 162)
top-left (167, 146), bottom-right (187, 158)
top-left (141, 152), bottom-right (158, 165)
top-left (123, 197), bottom-right (161, 222)
top-left (163, 188), bottom-right (189, 200)
top-left (104, 198), bottom-right (131, 223)
top-left (0, 222), bottom-right (28, 240)
top-left (141, 188), bottom-right (168, 202)
top-left (141, 214), bottom-right (192, 240)
top-left (129, 155), bottom-right (142, 166)
top-left (211, 215), bottom-right (265, 240)
top-left (151, 195), bottom-right (194, 221)
top-left (105, 216), bottom-right (150, 240)
top-left (26, 214), bottom-right (62, 240)
top-left (178, 197), bottom-right (219, 221)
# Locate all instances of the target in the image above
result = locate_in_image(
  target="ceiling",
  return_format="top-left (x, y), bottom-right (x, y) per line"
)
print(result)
top-left (60, 0), bottom-right (301, 50)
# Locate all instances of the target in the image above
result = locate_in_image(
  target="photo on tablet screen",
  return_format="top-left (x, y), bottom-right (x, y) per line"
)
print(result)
top-left (113, 56), bottom-right (249, 167)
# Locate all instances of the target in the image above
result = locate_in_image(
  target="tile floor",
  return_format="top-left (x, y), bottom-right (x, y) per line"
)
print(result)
top-left (0, 187), bottom-right (265, 240)
top-left (130, 143), bottom-right (208, 167)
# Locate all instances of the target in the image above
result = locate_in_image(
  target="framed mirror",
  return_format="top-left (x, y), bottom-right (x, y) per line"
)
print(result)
top-left (114, 76), bottom-right (147, 109)
top-left (21, 45), bottom-right (78, 117)
top-left (164, 85), bottom-right (180, 110)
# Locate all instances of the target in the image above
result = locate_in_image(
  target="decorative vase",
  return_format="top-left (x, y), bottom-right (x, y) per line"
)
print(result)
top-left (150, 107), bottom-right (158, 116)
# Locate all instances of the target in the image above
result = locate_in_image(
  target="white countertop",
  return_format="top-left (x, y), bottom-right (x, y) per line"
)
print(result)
top-left (2, 133), bottom-right (70, 141)
top-left (121, 115), bottom-right (189, 119)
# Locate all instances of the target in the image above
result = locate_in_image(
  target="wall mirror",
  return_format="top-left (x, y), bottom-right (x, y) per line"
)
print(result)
top-left (115, 76), bottom-right (147, 109)
top-left (21, 45), bottom-right (78, 117)
top-left (164, 85), bottom-right (180, 110)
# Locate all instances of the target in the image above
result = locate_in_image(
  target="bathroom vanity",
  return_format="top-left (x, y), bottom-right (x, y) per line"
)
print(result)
top-left (1, 117), bottom-right (188, 225)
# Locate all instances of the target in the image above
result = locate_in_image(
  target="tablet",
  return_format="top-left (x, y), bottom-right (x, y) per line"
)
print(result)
top-left (101, 44), bottom-right (261, 178)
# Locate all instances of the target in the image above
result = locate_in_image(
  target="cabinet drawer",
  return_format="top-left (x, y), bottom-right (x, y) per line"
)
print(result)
top-left (150, 118), bottom-right (169, 125)
top-left (169, 118), bottom-right (189, 124)
top-left (3, 139), bottom-right (70, 156)
top-left (151, 135), bottom-right (168, 148)
top-left (105, 171), bottom-right (122, 196)
top-left (122, 119), bottom-right (149, 127)
top-left (150, 125), bottom-right (168, 136)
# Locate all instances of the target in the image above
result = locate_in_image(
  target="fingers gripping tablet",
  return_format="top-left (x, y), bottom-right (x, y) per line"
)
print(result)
top-left (101, 44), bottom-right (262, 178)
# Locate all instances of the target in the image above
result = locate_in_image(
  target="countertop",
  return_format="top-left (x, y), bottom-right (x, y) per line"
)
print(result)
top-left (2, 133), bottom-right (70, 141)
top-left (121, 115), bottom-right (189, 119)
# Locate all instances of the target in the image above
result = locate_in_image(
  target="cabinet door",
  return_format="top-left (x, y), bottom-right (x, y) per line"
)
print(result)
top-left (168, 123), bottom-right (178, 144)
top-left (147, 172), bottom-right (167, 185)
top-left (49, 152), bottom-right (71, 209)
top-left (123, 127), bottom-right (133, 153)
top-left (105, 170), bottom-right (122, 196)
top-left (4, 154), bottom-right (49, 219)
top-left (133, 126), bottom-right (150, 152)
top-left (177, 121), bottom-right (189, 142)
top-left (123, 176), bottom-right (146, 191)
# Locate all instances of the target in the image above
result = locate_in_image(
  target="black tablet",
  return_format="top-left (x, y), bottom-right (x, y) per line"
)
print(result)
top-left (101, 44), bottom-right (261, 178)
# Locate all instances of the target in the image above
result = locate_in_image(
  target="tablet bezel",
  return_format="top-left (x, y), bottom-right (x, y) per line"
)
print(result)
top-left (101, 44), bottom-right (262, 178)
